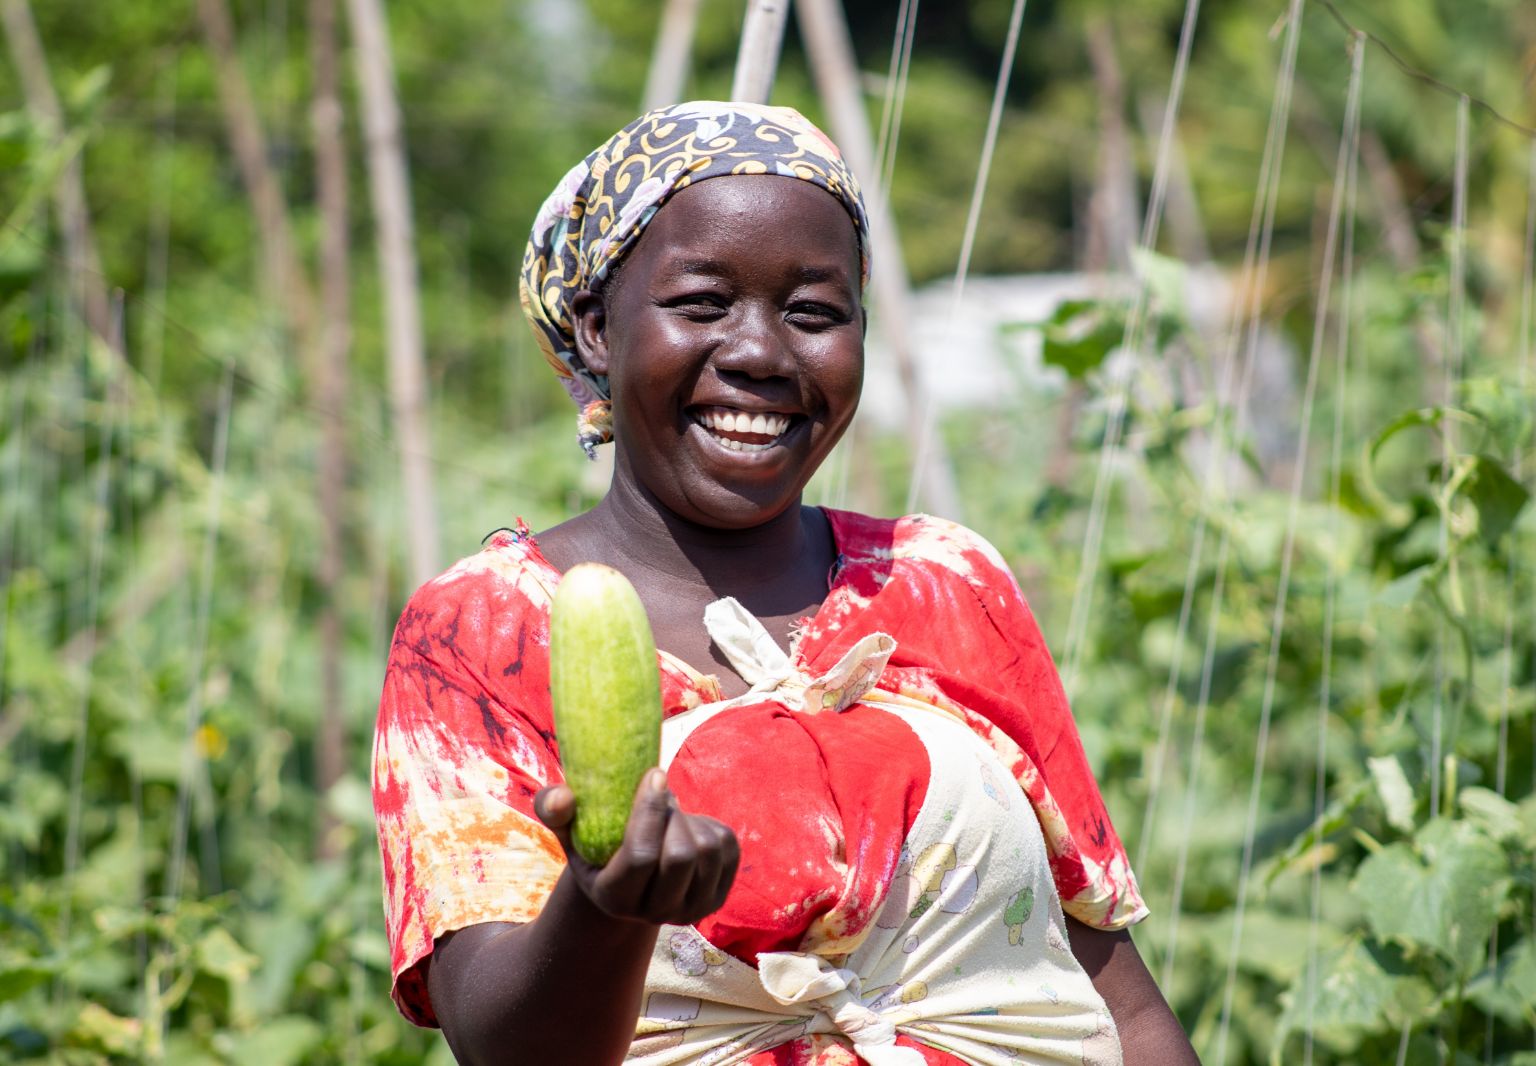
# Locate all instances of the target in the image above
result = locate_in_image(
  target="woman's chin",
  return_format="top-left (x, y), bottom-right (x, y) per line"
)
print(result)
top-left (667, 481), bottom-right (807, 532)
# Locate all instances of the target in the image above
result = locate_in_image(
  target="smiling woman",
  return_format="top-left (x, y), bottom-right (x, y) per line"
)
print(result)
top-left (371, 102), bottom-right (1199, 1066)
top-left (573, 176), bottom-right (864, 531)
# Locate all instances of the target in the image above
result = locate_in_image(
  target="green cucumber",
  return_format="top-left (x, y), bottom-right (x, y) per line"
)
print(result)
top-left (549, 563), bottom-right (663, 865)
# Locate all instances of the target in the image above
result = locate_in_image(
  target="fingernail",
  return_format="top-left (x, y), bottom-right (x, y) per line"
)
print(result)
top-left (648, 768), bottom-right (667, 793)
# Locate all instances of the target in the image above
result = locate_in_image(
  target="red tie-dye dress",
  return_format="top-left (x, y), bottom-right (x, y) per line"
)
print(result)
top-left (372, 510), bottom-right (1147, 1062)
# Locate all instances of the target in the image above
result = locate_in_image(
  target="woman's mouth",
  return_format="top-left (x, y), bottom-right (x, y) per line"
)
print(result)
top-left (691, 405), bottom-right (797, 453)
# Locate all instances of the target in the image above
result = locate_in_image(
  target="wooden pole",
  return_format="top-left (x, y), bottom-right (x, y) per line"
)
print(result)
top-left (0, 0), bottom-right (119, 358)
top-left (346, 0), bottom-right (441, 586)
top-left (310, 0), bottom-right (352, 859)
top-left (643, 0), bottom-right (704, 111)
top-left (731, 0), bottom-right (791, 104)
top-left (194, 0), bottom-right (316, 339)
top-left (1083, 17), bottom-right (1138, 274)
top-left (794, 0), bottom-right (962, 518)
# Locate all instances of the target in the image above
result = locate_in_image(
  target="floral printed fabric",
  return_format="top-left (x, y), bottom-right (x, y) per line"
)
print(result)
top-left (372, 511), bottom-right (1148, 1047)
top-left (517, 101), bottom-right (871, 455)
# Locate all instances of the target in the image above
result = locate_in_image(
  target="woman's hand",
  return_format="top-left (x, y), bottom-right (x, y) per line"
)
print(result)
top-left (534, 767), bottom-right (740, 927)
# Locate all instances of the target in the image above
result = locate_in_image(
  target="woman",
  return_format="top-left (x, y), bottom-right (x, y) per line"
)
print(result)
top-left (373, 101), bottom-right (1199, 1065)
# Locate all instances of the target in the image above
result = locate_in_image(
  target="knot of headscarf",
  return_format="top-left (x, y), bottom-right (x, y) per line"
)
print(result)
top-left (518, 100), bottom-right (871, 457)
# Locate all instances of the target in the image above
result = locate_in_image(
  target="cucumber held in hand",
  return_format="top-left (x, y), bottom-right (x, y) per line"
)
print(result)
top-left (549, 563), bottom-right (664, 865)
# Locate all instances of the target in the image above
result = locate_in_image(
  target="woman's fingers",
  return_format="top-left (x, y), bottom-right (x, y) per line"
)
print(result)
top-left (533, 784), bottom-right (576, 831)
top-left (589, 769), bottom-right (674, 915)
top-left (679, 817), bottom-right (740, 921)
top-left (546, 768), bottom-right (739, 925)
top-left (642, 808), bottom-right (706, 919)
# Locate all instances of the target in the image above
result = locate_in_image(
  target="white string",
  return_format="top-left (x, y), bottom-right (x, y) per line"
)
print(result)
top-left (1160, 0), bottom-right (1309, 994)
top-left (1214, 5), bottom-right (1357, 1057)
top-left (1123, 0), bottom-right (1214, 877)
top-left (1061, 0), bottom-right (1205, 696)
top-left (165, 361), bottom-right (235, 904)
top-left (905, 0), bottom-right (1027, 514)
top-left (1487, 131), bottom-right (1536, 1066)
top-left (60, 300), bottom-right (124, 947)
top-left (1431, 95), bottom-right (1471, 818)
top-left (1302, 36), bottom-right (1362, 1066)
top-left (879, 0), bottom-right (919, 198)
top-left (1527, 138), bottom-right (1536, 1066)
top-left (873, 0), bottom-right (918, 198)
top-left (141, 53), bottom-right (178, 391)
top-left (1498, 127), bottom-right (1536, 800)
top-left (0, 372), bottom-right (26, 716)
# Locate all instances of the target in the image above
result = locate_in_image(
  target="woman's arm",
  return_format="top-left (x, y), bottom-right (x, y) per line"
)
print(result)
top-left (1067, 917), bottom-right (1201, 1065)
top-left (427, 770), bottom-right (739, 1066)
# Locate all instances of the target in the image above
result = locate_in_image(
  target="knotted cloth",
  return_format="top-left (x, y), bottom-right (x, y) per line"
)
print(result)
top-left (518, 101), bottom-right (872, 457)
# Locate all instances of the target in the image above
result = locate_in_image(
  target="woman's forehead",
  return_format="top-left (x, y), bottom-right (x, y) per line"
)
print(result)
top-left (630, 176), bottom-right (862, 281)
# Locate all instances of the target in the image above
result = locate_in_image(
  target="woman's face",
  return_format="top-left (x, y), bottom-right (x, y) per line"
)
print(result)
top-left (575, 175), bottom-right (865, 530)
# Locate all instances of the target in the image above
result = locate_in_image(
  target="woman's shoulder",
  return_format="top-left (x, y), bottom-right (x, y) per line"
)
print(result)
top-left (823, 508), bottom-right (1013, 584)
top-left (391, 522), bottom-right (558, 641)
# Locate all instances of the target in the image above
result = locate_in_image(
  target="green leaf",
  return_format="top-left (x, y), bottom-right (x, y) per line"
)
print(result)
top-left (1466, 937), bottom-right (1536, 1026)
top-left (69, 1002), bottom-right (141, 1056)
top-left (65, 65), bottom-right (113, 115)
top-left (1456, 787), bottom-right (1523, 844)
top-left (1376, 566), bottom-right (1429, 610)
top-left (1265, 779), bottom-right (1370, 887)
top-left (1037, 299), bottom-right (1127, 379)
top-left (1276, 936), bottom-right (1437, 1044)
top-left (0, 961), bottom-right (53, 1003)
top-left (1352, 818), bottom-right (1511, 978)
top-left (1463, 455), bottom-right (1529, 545)
top-left (196, 927), bottom-right (258, 985)
top-left (1367, 755), bottom-right (1417, 833)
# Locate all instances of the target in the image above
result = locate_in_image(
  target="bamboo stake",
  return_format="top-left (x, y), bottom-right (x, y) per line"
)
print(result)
top-left (0, 0), bottom-right (120, 359)
top-left (346, 0), bottom-right (441, 586)
top-left (644, 0), bottom-right (704, 111)
top-left (310, 0), bottom-right (353, 858)
top-left (194, 0), bottom-right (316, 338)
top-left (795, 0), bottom-right (962, 518)
top-left (732, 0), bottom-right (791, 104)
top-left (1083, 17), bottom-right (1139, 273)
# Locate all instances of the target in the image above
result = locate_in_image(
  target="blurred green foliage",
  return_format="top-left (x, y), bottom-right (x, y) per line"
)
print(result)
top-left (2, 0), bottom-right (1535, 1063)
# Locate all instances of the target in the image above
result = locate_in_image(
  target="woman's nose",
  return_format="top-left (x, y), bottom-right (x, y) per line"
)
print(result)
top-left (712, 304), bottom-right (795, 380)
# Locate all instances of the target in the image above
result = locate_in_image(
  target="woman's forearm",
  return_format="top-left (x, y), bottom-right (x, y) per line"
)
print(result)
top-left (1066, 917), bottom-right (1201, 1065)
top-left (428, 776), bottom-right (738, 1065)
top-left (428, 872), bottom-right (660, 1066)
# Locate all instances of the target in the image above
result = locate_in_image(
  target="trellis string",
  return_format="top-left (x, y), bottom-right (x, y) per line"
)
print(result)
top-left (904, 0), bottom-right (1026, 514)
top-left (59, 298), bottom-right (123, 949)
top-left (1212, 3), bottom-right (1362, 1057)
top-left (1060, 0), bottom-right (1205, 697)
top-left (1304, 37), bottom-right (1363, 1066)
top-left (872, 0), bottom-right (918, 199)
top-left (1156, 0), bottom-right (1310, 987)
top-left (1430, 95), bottom-right (1471, 819)
top-left (164, 360), bottom-right (235, 905)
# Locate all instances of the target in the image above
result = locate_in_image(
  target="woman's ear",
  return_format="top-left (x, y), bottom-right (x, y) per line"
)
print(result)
top-left (572, 290), bottom-right (610, 376)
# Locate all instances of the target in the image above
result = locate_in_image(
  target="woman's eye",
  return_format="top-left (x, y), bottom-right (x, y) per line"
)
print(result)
top-left (670, 294), bottom-right (727, 318)
top-left (787, 302), bottom-right (847, 326)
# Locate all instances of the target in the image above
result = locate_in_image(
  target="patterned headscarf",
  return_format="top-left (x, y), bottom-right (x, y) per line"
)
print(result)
top-left (519, 101), bottom-right (871, 457)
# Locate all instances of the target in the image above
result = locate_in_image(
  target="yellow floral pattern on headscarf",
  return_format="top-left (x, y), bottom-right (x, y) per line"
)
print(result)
top-left (518, 101), bottom-right (871, 457)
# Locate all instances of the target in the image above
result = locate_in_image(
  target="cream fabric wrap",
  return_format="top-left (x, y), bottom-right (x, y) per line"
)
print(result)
top-left (630, 600), bottom-right (1121, 1065)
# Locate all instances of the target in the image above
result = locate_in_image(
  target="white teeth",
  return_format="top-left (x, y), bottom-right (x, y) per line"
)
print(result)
top-left (714, 436), bottom-right (772, 453)
top-left (695, 406), bottom-right (792, 448)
